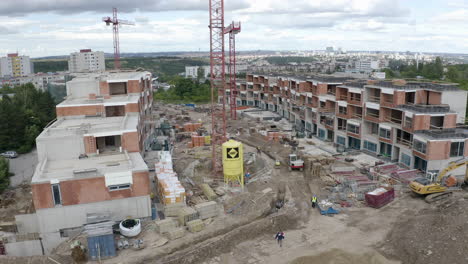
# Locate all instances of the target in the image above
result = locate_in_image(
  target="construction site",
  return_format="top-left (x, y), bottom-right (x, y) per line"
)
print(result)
top-left (2, 1), bottom-right (468, 264)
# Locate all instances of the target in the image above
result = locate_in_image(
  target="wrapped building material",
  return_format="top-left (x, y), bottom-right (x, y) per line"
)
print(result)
top-left (365, 187), bottom-right (394, 208)
top-left (164, 203), bottom-right (185, 217)
top-left (166, 227), bottom-right (186, 240)
top-left (178, 207), bottom-right (199, 226)
top-left (187, 219), bottom-right (205, 233)
top-left (155, 219), bottom-right (178, 234)
top-left (201, 184), bottom-right (217, 201)
top-left (194, 201), bottom-right (218, 220)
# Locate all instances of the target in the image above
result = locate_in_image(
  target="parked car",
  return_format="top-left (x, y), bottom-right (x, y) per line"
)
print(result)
top-left (0, 151), bottom-right (18, 159)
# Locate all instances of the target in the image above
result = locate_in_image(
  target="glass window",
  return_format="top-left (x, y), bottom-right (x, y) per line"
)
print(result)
top-left (401, 153), bottom-right (411, 167)
top-left (404, 116), bottom-right (413, 128)
top-left (109, 184), bottom-right (131, 191)
top-left (379, 128), bottom-right (391, 139)
top-left (450, 141), bottom-right (465, 157)
top-left (363, 141), bottom-right (377, 152)
top-left (318, 129), bottom-right (326, 139)
top-left (413, 140), bottom-right (427, 154)
top-left (337, 136), bottom-right (346, 146)
top-left (52, 184), bottom-right (62, 206)
top-left (347, 124), bottom-right (360, 134)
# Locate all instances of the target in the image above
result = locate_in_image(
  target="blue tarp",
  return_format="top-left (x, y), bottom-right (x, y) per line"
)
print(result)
top-left (87, 234), bottom-right (116, 260)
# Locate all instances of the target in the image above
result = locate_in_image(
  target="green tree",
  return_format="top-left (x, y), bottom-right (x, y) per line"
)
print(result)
top-left (0, 157), bottom-right (9, 193)
top-left (447, 67), bottom-right (459, 82)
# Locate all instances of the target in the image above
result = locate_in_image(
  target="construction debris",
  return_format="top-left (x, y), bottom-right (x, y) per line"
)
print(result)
top-left (178, 207), bottom-right (199, 226)
top-left (194, 201), bottom-right (218, 220)
top-left (166, 227), bottom-right (186, 240)
top-left (154, 219), bottom-right (178, 234)
top-left (187, 219), bottom-right (205, 233)
top-left (201, 184), bottom-right (217, 201)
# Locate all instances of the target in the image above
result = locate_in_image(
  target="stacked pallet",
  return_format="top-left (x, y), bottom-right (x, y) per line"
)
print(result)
top-left (178, 207), bottom-right (199, 226)
top-left (166, 227), bottom-right (186, 240)
top-left (194, 201), bottom-right (218, 219)
top-left (164, 203), bottom-right (185, 217)
top-left (187, 219), bottom-right (205, 233)
top-left (265, 131), bottom-right (283, 142)
top-left (183, 122), bottom-right (202, 132)
top-left (155, 219), bottom-right (178, 234)
top-left (155, 151), bottom-right (186, 205)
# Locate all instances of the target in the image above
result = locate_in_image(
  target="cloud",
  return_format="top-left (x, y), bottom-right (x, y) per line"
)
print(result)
top-left (0, 0), bottom-right (250, 16)
top-left (0, 25), bottom-right (17, 34)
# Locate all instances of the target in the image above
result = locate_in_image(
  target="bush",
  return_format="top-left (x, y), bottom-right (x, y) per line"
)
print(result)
top-left (0, 157), bottom-right (10, 193)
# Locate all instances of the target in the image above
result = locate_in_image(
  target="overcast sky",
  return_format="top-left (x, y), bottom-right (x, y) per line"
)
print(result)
top-left (1, 0), bottom-right (467, 58)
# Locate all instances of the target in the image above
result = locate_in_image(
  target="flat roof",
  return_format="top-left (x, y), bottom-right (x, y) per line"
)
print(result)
top-left (32, 152), bottom-right (148, 184)
top-left (57, 94), bottom-right (140, 108)
top-left (415, 128), bottom-right (468, 141)
top-left (38, 114), bottom-right (139, 139)
top-left (67, 71), bottom-right (151, 84)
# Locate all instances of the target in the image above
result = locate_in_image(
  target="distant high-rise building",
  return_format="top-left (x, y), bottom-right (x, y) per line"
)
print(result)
top-left (185, 66), bottom-right (210, 79)
top-left (68, 49), bottom-right (105, 73)
top-left (326, 47), bottom-right (334, 53)
top-left (0, 53), bottom-right (33, 77)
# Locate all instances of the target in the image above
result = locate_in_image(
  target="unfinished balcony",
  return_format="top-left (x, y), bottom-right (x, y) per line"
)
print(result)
top-left (336, 106), bottom-right (349, 119)
top-left (337, 118), bottom-right (347, 132)
top-left (383, 109), bottom-right (403, 125)
top-left (367, 88), bottom-right (381, 104)
top-left (381, 93), bottom-right (395, 108)
top-left (347, 93), bottom-right (362, 106)
top-left (109, 82), bottom-right (127, 96)
top-left (396, 129), bottom-right (413, 148)
top-left (365, 108), bottom-right (380, 123)
top-left (96, 135), bottom-right (122, 154)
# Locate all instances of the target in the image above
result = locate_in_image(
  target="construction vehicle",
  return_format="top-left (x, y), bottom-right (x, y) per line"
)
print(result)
top-left (409, 158), bottom-right (468, 203)
top-left (288, 154), bottom-right (304, 171)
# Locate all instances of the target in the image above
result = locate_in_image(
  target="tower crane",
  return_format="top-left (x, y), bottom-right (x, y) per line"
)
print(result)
top-left (223, 21), bottom-right (241, 120)
top-left (103, 8), bottom-right (135, 70)
top-left (209, 0), bottom-right (227, 176)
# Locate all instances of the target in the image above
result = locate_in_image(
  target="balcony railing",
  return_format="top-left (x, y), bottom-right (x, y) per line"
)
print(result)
top-left (396, 138), bottom-right (412, 147)
top-left (351, 113), bottom-right (363, 119)
top-left (368, 95), bottom-right (381, 103)
top-left (338, 95), bottom-right (348, 101)
top-left (384, 116), bottom-right (402, 125)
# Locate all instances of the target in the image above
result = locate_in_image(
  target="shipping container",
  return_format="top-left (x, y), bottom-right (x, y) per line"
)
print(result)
top-left (87, 234), bottom-right (116, 260)
top-left (365, 187), bottom-right (394, 208)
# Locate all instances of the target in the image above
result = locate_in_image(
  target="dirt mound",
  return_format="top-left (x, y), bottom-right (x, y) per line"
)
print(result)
top-left (379, 196), bottom-right (468, 264)
top-left (291, 249), bottom-right (398, 264)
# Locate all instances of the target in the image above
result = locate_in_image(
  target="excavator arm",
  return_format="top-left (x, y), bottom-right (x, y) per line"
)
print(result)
top-left (436, 159), bottom-right (468, 183)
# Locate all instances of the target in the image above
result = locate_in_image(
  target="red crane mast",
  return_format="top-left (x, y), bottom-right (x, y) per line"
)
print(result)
top-left (103, 8), bottom-right (134, 70)
top-left (209, 0), bottom-right (227, 176)
top-left (223, 22), bottom-right (241, 120)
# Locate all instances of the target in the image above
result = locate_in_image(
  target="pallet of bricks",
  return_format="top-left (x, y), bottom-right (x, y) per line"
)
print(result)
top-left (154, 151), bottom-right (186, 205)
top-left (265, 131), bottom-right (283, 142)
top-left (188, 133), bottom-right (210, 148)
top-left (183, 122), bottom-right (202, 132)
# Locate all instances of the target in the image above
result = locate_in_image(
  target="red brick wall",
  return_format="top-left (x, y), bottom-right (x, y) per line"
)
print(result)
top-left (415, 90), bottom-right (427, 104)
top-left (56, 105), bottom-right (104, 117)
top-left (317, 84), bottom-right (327, 95)
top-left (427, 141), bottom-right (450, 160)
top-left (394, 91), bottom-right (406, 105)
top-left (428, 91), bottom-right (442, 105)
top-left (32, 183), bottom-right (54, 209)
top-left (84, 136), bottom-right (97, 154)
top-left (32, 172), bottom-right (150, 209)
top-left (443, 114), bottom-right (457, 129)
top-left (122, 132), bottom-right (140, 152)
top-left (125, 103), bottom-right (139, 113)
top-left (413, 115), bottom-right (430, 130)
top-left (99, 81), bottom-right (109, 96)
top-left (465, 139), bottom-right (468, 157)
top-left (128, 80), bottom-right (141, 93)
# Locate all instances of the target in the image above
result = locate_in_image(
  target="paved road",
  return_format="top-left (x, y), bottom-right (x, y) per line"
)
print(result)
top-left (8, 149), bottom-right (38, 187)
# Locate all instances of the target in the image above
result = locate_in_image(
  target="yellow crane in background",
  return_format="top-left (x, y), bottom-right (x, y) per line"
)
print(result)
top-left (409, 158), bottom-right (468, 203)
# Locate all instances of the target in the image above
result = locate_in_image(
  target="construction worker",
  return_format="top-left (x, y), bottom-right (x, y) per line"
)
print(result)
top-left (311, 195), bottom-right (317, 208)
top-left (274, 231), bottom-right (285, 247)
top-left (256, 146), bottom-right (261, 155)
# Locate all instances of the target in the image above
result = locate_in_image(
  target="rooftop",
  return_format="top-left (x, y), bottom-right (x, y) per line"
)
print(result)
top-left (38, 114), bottom-right (139, 139)
top-left (57, 94), bottom-right (140, 108)
top-left (398, 104), bottom-right (453, 114)
top-left (31, 152), bottom-right (148, 184)
top-left (365, 81), bottom-right (460, 91)
top-left (415, 128), bottom-right (468, 140)
top-left (67, 70), bottom-right (151, 84)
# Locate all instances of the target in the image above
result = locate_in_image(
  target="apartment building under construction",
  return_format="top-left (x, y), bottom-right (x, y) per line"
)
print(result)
top-left (225, 74), bottom-right (468, 175)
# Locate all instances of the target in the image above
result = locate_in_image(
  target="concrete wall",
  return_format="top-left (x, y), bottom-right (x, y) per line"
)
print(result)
top-left (35, 195), bottom-right (151, 253)
top-left (441, 90), bottom-right (468, 123)
top-left (56, 105), bottom-right (104, 117)
top-left (67, 79), bottom-right (99, 98)
top-left (37, 135), bottom-right (84, 162)
top-left (5, 240), bottom-right (43, 257)
top-left (15, 214), bottom-right (39, 234)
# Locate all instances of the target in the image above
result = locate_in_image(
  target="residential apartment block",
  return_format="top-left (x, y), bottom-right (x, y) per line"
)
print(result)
top-left (0, 53), bottom-right (33, 77)
top-left (18, 71), bottom-right (154, 253)
top-left (227, 74), bottom-right (468, 176)
top-left (68, 49), bottom-right (105, 73)
top-left (185, 65), bottom-right (210, 79)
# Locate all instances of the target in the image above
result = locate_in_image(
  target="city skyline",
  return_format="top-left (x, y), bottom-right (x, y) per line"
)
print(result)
top-left (0, 0), bottom-right (467, 57)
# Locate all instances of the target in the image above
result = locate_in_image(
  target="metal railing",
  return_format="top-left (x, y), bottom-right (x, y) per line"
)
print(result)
top-left (367, 95), bottom-right (381, 103)
top-left (396, 138), bottom-right (412, 147)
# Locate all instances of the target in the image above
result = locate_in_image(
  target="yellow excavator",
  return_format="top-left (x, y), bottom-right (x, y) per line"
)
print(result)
top-left (409, 159), bottom-right (468, 203)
